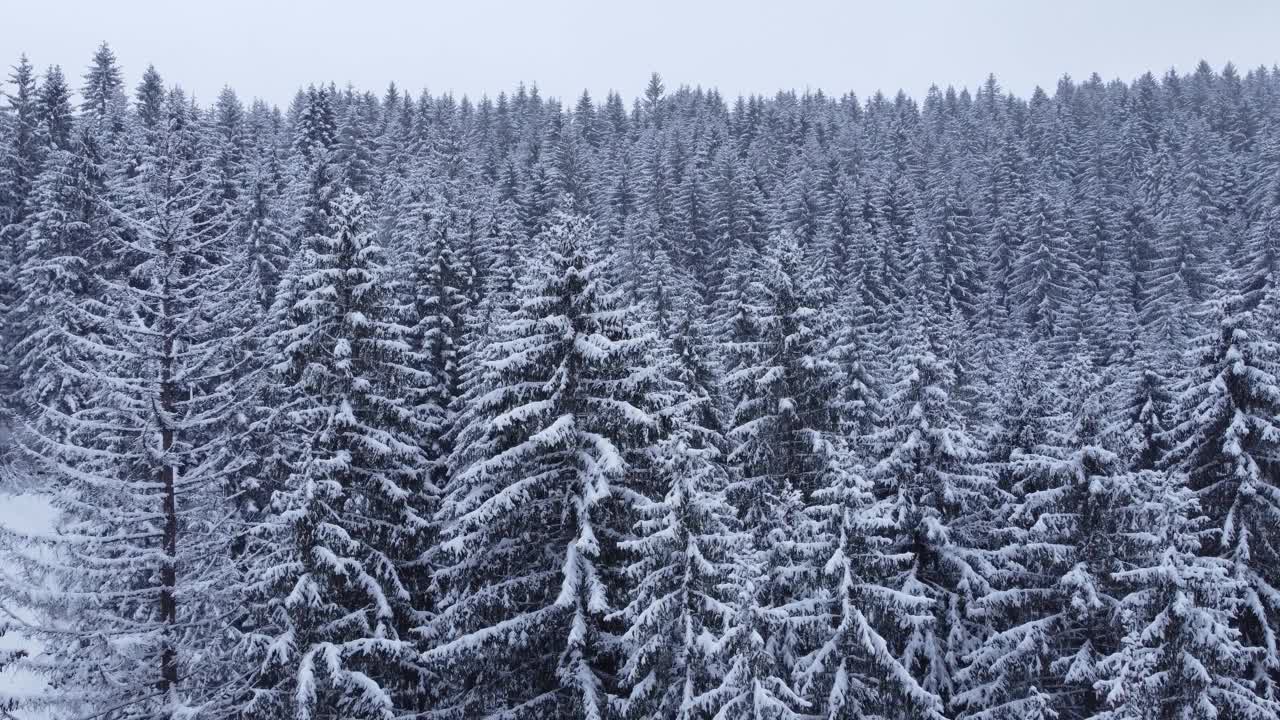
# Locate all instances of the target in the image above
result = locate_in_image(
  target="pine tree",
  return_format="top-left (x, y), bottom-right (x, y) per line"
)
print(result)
top-left (619, 208), bottom-right (698, 333)
top-left (1141, 195), bottom-right (1215, 342)
top-left (1163, 294), bottom-right (1280, 701)
top-left (293, 86), bottom-right (338, 162)
top-left (1, 96), bottom-right (246, 717)
top-left (135, 64), bottom-right (166, 130)
top-left (0, 55), bottom-right (42, 399)
top-left (827, 290), bottom-right (883, 449)
top-left (1111, 340), bottom-right (1176, 472)
top-left (0, 56), bottom-right (41, 220)
top-left (870, 313), bottom-right (992, 710)
top-left (1010, 193), bottom-right (1080, 341)
top-left (8, 126), bottom-right (112, 426)
top-left (929, 181), bottom-right (982, 318)
top-left (36, 65), bottom-right (73, 151)
top-left (396, 186), bottom-right (472, 614)
top-left (615, 309), bottom-right (740, 720)
top-left (1094, 470), bottom-right (1280, 720)
top-left (80, 41), bottom-right (124, 120)
top-left (795, 439), bottom-right (946, 720)
top-left (334, 95), bottom-right (378, 195)
top-left (979, 343), bottom-right (1060, 496)
top-left (716, 234), bottom-right (847, 707)
top-left (236, 190), bottom-right (430, 720)
top-left (427, 209), bottom-right (663, 719)
top-left (692, 531), bottom-right (810, 720)
top-left (237, 150), bottom-right (291, 312)
top-left (617, 424), bottom-right (740, 720)
top-left (723, 234), bottom-right (844, 505)
top-left (958, 357), bottom-right (1134, 719)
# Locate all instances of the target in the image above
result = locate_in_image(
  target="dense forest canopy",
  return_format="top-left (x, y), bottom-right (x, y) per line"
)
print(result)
top-left (2, 42), bottom-right (1280, 720)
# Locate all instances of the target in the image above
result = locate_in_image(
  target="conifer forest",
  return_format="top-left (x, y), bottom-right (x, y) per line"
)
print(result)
top-left (4, 42), bottom-right (1280, 720)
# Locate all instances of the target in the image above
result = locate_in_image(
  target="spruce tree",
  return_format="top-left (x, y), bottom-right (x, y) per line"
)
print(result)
top-left (80, 41), bottom-right (124, 120)
top-left (1, 95), bottom-right (246, 718)
top-left (958, 358), bottom-right (1135, 719)
top-left (615, 310), bottom-right (740, 720)
top-left (617, 424), bottom-right (740, 720)
top-left (237, 150), bottom-right (291, 313)
top-left (870, 311), bottom-right (992, 710)
top-left (693, 527), bottom-right (810, 720)
top-left (135, 64), bottom-right (166, 130)
top-left (8, 126), bottom-right (111, 427)
top-left (0, 55), bottom-right (42, 400)
top-left (35, 65), bottom-right (73, 151)
top-left (716, 233), bottom-right (847, 712)
top-left (1095, 470), bottom-right (1280, 720)
top-left (236, 190), bottom-right (429, 720)
top-left (795, 440), bottom-right (946, 720)
top-left (1010, 193), bottom-right (1080, 341)
top-left (428, 209), bottom-right (663, 719)
top-left (1163, 294), bottom-right (1280, 701)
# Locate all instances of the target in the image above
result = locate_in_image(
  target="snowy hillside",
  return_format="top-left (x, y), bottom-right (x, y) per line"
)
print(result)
top-left (1, 40), bottom-right (1280, 720)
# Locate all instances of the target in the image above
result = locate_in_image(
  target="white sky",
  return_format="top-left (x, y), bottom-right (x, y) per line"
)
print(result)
top-left (5, 0), bottom-right (1280, 108)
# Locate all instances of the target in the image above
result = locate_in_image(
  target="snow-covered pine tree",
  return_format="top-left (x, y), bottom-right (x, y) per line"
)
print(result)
top-left (1109, 337), bottom-right (1176, 472)
top-left (35, 65), bottom-right (73, 152)
top-left (292, 85), bottom-right (338, 165)
top-left (287, 86), bottom-right (340, 252)
top-left (1238, 128), bottom-right (1280, 309)
top-left (928, 180), bottom-right (982, 319)
top-left (0, 56), bottom-right (42, 226)
top-left (398, 185), bottom-right (471, 463)
top-left (1240, 195), bottom-right (1280, 311)
top-left (134, 64), bottom-right (166, 131)
top-left (613, 307), bottom-right (741, 720)
top-left (393, 182), bottom-right (472, 622)
top-left (235, 189), bottom-right (430, 720)
top-left (427, 208), bottom-right (663, 719)
top-left (691, 524), bottom-right (809, 720)
top-left (616, 421), bottom-right (740, 720)
top-left (794, 436), bottom-right (945, 720)
top-left (667, 312), bottom-right (728, 450)
top-left (209, 92), bottom-right (292, 535)
top-left (770, 281), bottom-right (940, 719)
top-left (8, 124), bottom-right (112, 434)
top-left (712, 237), bottom-right (761, 353)
top-left (451, 197), bottom-right (525, 404)
top-left (716, 232), bottom-right (847, 712)
top-left (860, 201), bottom-right (914, 353)
top-left (1, 91), bottom-right (246, 718)
top-left (869, 308), bottom-right (992, 711)
top-left (706, 150), bottom-right (768, 298)
top-left (827, 289), bottom-right (884, 452)
top-left (79, 42), bottom-right (124, 121)
top-left (0, 55), bottom-right (43, 404)
top-left (334, 95), bottom-right (378, 196)
top-left (958, 351), bottom-right (1142, 719)
top-left (978, 342), bottom-right (1060, 497)
top-left (1010, 193), bottom-right (1081, 342)
top-left (723, 232), bottom-right (844, 505)
top-left (1094, 469), bottom-right (1280, 720)
top-left (618, 208), bottom-right (699, 335)
top-left (1163, 293), bottom-right (1280, 702)
top-left (237, 148), bottom-right (291, 314)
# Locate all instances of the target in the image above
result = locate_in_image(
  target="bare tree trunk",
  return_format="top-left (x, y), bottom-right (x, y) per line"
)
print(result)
top-left (159, 264), bottom-right (179, 694)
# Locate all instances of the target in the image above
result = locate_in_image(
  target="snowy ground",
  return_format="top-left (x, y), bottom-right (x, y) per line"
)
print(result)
top-left (0, 492), bottom-right (57, 718)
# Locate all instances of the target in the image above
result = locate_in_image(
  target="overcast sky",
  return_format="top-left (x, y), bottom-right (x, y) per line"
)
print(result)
top-left (7, 0), bottom-right (1280, 108)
